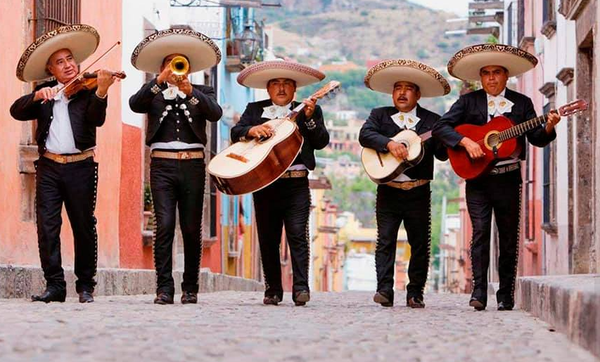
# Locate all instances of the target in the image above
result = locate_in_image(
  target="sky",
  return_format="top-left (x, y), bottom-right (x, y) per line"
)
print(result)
top-left (408, 0), bottom-right (470, 17)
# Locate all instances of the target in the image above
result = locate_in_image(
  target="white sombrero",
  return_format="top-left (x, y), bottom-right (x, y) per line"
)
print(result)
top-left (237, 60), bottom-right (325, 89)
top-left (16, 24), bottom-right (100, 82)
top-left (447, 43), bottom-right (538, 81)
top-left (364, 59), bottom-right (450, 97)
top-left (131, 28), bottom-right (221, 74)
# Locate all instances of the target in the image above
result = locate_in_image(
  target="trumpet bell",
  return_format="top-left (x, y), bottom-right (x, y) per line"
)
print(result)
top-left (170, 56), bottom-right (189, 76)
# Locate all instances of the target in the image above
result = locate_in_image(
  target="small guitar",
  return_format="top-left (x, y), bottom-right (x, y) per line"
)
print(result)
top-left (448, 99), bottom-right (588, 180)
top-left (207, 81), bottom-right (341, 195)
top-left (361, 130), bottom-right (432, 184)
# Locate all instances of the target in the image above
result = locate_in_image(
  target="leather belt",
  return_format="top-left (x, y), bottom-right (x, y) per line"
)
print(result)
top-left (489, 162), bottom-right (520, 175)
top-left (43, 150), bottom-right (94, 164)
top-left (280, 170), bottom-right (309, 179)
top-left (386, 179), bottom-right (430, 191)
top-left (151, 150), bottom-right (204, 160)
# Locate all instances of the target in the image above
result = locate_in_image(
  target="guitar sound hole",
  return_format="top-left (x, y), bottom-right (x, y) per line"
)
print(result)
top-left (487, 134), bottom-right (499, 148)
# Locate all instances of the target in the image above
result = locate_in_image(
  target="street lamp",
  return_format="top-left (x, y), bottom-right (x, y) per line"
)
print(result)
top-left (234, 24), bottom-right (260, 64)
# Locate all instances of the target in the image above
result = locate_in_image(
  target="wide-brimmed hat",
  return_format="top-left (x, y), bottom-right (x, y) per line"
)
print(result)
top-left (131, 28), bottom-right (221, 74)
top-left (447, 43), bottom-right (538, 81)
top-left (16, 24), bottom-right (100, 82)
top-left (237, 60), bottom-right (325, 89)
top-left (364, 59), bottom-right (450, 97)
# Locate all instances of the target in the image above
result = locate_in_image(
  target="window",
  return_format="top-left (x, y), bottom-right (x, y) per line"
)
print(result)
top-left (35, 0), bottom-right (81, 37)
top-left (517, 0), bottom-right (525, 45)
top-left (542, 103), bottom-right (557, 234)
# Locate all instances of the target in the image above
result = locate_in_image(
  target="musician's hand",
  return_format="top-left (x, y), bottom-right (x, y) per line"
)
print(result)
top-left (176, 78), bottom-right (193, 96)
top-left (459, 137), bottom-right (485, 159)
top-left (387, 141), bottom-right (408, 160)
top-left (96, 69), bottom-right (117, 98)
top-left (248, 124), bottom-right (274, 139)
top-left (303, 97), bottom-right (317, 118)
top-left (34, 87), bottom-right (58, 102)
top-left (545, 111), bottom-right (561, 133)
top-left (157, 67), bottom-right (173, 85)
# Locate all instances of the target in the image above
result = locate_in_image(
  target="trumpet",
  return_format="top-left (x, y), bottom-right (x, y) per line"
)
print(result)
top-left (170, 56), bottom-right (189, 79)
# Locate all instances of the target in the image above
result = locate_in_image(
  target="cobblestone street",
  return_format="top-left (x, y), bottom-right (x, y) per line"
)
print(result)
top-left (0, 291), bottom-right (597, 362)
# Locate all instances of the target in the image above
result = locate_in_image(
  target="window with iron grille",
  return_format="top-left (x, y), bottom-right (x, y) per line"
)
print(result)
top-left (35, 0), bottom-right (81, 37)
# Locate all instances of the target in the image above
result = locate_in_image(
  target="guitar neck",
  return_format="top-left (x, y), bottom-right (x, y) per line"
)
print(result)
top-left (287, 103), bottom-right (306, 122)
top-left (498, 114), bottom-right (549, 142)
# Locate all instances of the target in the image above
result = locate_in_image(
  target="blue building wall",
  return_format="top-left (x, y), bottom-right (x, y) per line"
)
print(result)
top-left (217, 7), bottom-right (255, 229)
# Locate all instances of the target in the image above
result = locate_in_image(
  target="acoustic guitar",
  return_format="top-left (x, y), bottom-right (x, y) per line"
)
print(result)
top-left (207, 81), bottom-right (341, 195)
top-left (448, 99), bottom-right (587, 180)
top-left (361, 130), bottom-right (432, 184)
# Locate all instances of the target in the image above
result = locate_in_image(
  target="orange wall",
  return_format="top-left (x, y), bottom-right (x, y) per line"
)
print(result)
top-left (0, 0), bottom-right (38, 265)
top-left (0, 1), bottom-right (133, 269)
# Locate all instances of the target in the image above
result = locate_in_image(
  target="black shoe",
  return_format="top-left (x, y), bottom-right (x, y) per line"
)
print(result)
top-left (154, 292), bottom-right (174, 305)
top-left (407, 296), bottom-right (425, 308)
top-left (293, 291), bottom-right (310, 306)
top-left (469, 297), bottom-right (486, 311)
top-left (31, 289), bottom-right (66, 303)
top-left (263, 295), bottom-right (281, 306)
top-left (181, 292), bottom-right (198, 304)
top-left (78, 291), bottom-right (94, 303)
top-left (373, 292), bottom-right (393, 307)
top-left (497, 301), bottom-right (514, 311)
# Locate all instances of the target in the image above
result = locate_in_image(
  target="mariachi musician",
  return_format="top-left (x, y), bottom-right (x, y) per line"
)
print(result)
top-left (359, 59), bottom-right (450, 308)
top-left (129, 28), bottom-right (222, 305)
top-left (432, 44), bottom-right (561, 311)
top-left (230, 61), bottom-right (329, 306)
top-left (10, 24), bottom-right (119, 303)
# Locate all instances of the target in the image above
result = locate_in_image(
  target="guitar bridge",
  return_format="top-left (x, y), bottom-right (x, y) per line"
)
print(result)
top-left (226, 153), bottom-right (249, 163)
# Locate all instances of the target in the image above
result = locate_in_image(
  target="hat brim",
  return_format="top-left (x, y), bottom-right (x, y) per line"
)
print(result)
top-left (448, 43), bottom-right (538, 81)
top-left (16, 24), bottom-right (100, 82)
top-left (364, 59), bottom-right (450, 97)
top-left (237, 61), bottom-right (325, 89)
top-left (131, 28), bottom-right (221, 74)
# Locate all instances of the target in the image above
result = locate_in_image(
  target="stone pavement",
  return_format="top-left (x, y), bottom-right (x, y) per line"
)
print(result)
top-left (0, 291), bottom-right (597, 362)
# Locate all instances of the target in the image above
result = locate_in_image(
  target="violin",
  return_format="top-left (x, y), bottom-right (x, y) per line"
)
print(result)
top-left (64, 70), bottom-right (126, 99)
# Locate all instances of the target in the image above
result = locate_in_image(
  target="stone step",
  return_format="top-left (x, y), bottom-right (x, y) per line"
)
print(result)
top-left (517, 274), bottom-right (600, 359)
top-left (0, 264), bottom-right (263, 299)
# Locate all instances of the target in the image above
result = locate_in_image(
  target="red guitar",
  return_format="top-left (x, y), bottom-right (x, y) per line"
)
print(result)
top-left (448, 99), bottom-right (588, 180)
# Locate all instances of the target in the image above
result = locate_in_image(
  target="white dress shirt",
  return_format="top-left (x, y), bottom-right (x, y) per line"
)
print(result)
top-left (45, 83), bottom-right (80, 154)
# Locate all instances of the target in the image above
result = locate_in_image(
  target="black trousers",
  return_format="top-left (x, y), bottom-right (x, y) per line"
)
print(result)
top-left (150, 157), bottom-right (205, 295)
top-left (375, 183), bottom-right (431, 302)
top-left (253, 177), bottom-right (311, 300)
top-left (35, 157), bottom-right (98, 293)
top-left (466, 169), bottom-right (522, 305)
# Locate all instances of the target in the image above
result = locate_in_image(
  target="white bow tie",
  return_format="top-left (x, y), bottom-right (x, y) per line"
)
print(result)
top-left (162, 85), bottom-right (187, 100)
top-left (390, 112), bottom-right (420, 130)
top-left (262, 104), bottom-right (291, 120)
top-left (488, 95), bottom-right (514, 116)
